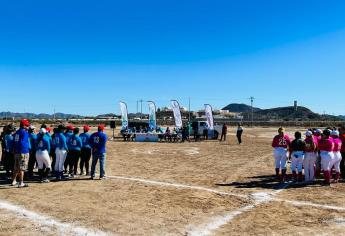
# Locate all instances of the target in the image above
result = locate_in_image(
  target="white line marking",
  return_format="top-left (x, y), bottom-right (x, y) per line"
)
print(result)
top-left (276, 199), bottom-right (345, 212)
top-left (0, 200), bottom-right (110, 236)
top-left (109, 175), bottom-right (345, 235)
top-left (186, 205), bottom-right (255, 236)
top-left (107, 175), bottom-right (248, 199)
top-left (107, 175), bottom-right (345, 213)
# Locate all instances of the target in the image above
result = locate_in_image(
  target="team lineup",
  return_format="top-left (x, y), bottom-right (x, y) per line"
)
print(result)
top-left (1, 119), bottom-right (107, 188)
top-left (272, 127), bottom-right (345, 185)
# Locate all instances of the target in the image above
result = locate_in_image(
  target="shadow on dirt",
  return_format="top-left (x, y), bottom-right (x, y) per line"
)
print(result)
top-left (215, 174), bottom-right (324, 190)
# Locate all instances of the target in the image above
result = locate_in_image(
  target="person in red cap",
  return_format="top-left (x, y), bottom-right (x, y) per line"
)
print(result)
top-left (90, 125), bottom-right (107, 180)
top-left (64, 125), bottom-right (74, 173)
top-left (12, 119), bottom-right (31, 187)
top-left (79, 125), bottom-right (92, 175)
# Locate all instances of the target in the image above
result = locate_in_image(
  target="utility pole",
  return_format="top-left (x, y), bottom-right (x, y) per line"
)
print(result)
top-left (136, 101), bottom-right (139, 114)
top-left (249, 96), bottom-right (255, 127)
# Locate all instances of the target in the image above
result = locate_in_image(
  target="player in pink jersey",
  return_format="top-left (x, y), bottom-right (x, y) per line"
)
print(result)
top-left (304, 130), bottom-right (317, 183)
top-left (318, 129), bottom-right (335, 185)
top-left (340, 126), bottom-right (345, 179)
top-left (272, 127), bottom-right (291, 182)
top-left (331, 130), bottom-right (342, 183)
top-left (313, 129), bottom-right (322, 178)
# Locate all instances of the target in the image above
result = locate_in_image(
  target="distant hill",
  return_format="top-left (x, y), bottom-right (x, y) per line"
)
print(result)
top-left (251, 106), bottom-right (342, 121)
top-left (222, 103), bottom-right (261, 113)
top-left (0, 112), bottom-right (84, 119)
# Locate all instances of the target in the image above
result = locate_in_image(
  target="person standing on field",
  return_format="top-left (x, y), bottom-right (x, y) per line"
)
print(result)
top-left (64, 125), bottom-right (74, 173)
top-left (236, 124), bottom-right (244, 144)
top-left (289, 131), bottom-right (306, 182)
top-left (272, 127), bottom-right (291, 182)
top-left (318, 129), bottom-right (334, 185)
top-left (35, 128), bottom-right (51, 183)
top-left (79, 125), bottom-right (92, 175)
top-left (53, 125), bottom-right (68, 180)
top-left (68, 127), bottom-right (82, 177)
top-left (339, 126), bottom-right (345, 179)
top-left (330, 130), bottom-right (342, 183)
top-left (304, 130), bottom-right (317, 183)
top-left (90, 125), bottom-right (108, 180)
top-left (27, 125), bottom-right (37, 178)
top-left (220, 124), bottom-right (227, 142)
top-left (12, 119), bottom-right (31, 188)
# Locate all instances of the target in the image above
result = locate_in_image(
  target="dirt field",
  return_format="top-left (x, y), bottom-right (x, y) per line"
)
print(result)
top-left (1, 127), bottom-right (345, 236)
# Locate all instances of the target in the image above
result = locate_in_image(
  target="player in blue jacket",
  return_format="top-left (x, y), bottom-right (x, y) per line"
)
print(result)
top-left (64, 125), bottom-right (74, 173)
top-left (90, 125), bottom-right (108, 180)
top-left (35, 128), bottom-right (51, 183)
top-left (27, 125), bottom-right (37, 178)
top-left (68, 127), bottom-right (82, 177)
top-left (79, 125), bottom-right (92, 175)
top-left (12, 119), bottom-right (31, 188)
top-left (4, 125), bottom-right (15, 180)
top-left (54, 125), bottom-right (68, 180)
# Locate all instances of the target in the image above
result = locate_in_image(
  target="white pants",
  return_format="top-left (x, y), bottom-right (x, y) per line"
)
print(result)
top-left (320, 151), bottom-right (334, 171)
top-left (304, 152), bottom-right (316, 181)
top-left (36, 150), bottom-right (51, 169)
top-left (332, 151), bottom-right (342, 172)
top-left (291, 151), bottom-right (304, 173)
top-left (55, 148), bottom-right (67, 172)
top-left (274, 148), bottom-right (288, 169)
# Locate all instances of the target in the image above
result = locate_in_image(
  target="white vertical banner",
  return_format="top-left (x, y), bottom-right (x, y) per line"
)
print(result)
top-left (119, 101), bottom-right (129, 130)
top-left (171, 100), bottom-right (183, 129)
top-left (148, 101), bottom-right (157, 130)
top-left (204, 104), bottom-right (214, 129)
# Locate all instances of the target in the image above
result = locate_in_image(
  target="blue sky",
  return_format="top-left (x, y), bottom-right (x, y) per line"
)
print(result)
top-left (0, 0), bottom-right (345, 116)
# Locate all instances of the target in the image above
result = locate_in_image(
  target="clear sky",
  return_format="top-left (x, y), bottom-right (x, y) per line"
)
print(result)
top-left (0, 0), bottom-right (344, 116)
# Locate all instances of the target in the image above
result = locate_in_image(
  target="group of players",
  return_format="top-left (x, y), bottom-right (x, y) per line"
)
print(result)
top-left (0, 119), bottom-right (107, 188)
top-left (272, 126), bottom-right (345, 185)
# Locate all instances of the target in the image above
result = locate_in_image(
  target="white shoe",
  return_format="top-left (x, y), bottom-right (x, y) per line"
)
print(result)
top-left (11, 181), bottom-right (17, 186)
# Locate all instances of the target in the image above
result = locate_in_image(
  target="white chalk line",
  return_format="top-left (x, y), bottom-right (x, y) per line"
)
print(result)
top-left (107, 175), bottom-right (345, 236)
top-left (107, 175), bottom-right (345, 212)
top-left (107, 175), bottom-right (248, 199)
top-left (186, 205), bottom-right (255, 236)
top-left (0, 200), bottom-right (111, 236)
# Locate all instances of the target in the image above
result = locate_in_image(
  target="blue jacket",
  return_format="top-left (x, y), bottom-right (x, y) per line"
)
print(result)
top-left (64, 131), bottom-right (73, 144)
top-left (4, 134), bottom-right (14, 153)
top-left (13, 128), bottom-right (30, 154)
top-left (53, 133), bottom-right (68, 150)
top-left (79, 132), bottom-right (91, 149)
top-left (29, 133), bottom-right (37, 151)
top-left (68, 134), bottom-right (82, 151)
top-left (35, 134), bottom-right (51, 153)
top-left (90, 131), bottom-right (107, 155)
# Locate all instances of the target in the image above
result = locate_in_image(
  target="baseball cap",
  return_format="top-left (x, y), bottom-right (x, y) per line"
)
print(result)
top-left (305, 131), bottom-right (313, 137)
top-left (46, 127), bottom-right (51, 133)
top-left (98, 124), bottom-right (105, 131)
top-left (20, 119), bottom-right (30, 127)
top-left (29, 125), bottom-right (36, 130)
top-left (331, 130), bottom-right (339, 136)
top-left (278, 127), bottom-right (285, 133)
top-left (314, 129), bottom-right (322, 134)
top-left (66, 125), bottom-right (75, 131)
top-left (83, 125), bottom-right (90, 131)
top-left (40, 128), bottom-right (47, 134)
top-left (323, 129), bottom-right (331, 136)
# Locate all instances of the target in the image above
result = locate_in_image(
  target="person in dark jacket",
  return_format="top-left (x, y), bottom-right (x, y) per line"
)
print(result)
top-left (236, 124), bottom-right (244, 144)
